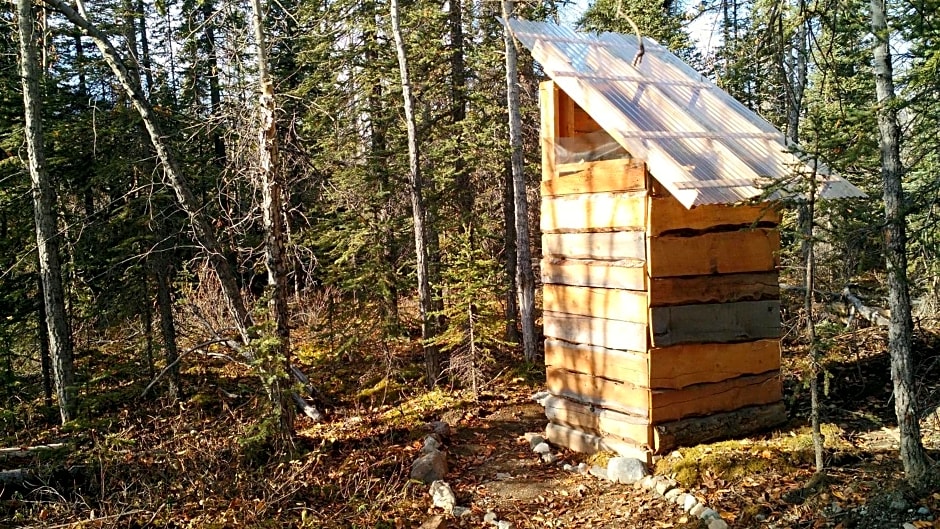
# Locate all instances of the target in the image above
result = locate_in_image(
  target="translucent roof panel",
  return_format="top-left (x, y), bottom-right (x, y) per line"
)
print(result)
top-left (506, 19), bottom-right (866, 207)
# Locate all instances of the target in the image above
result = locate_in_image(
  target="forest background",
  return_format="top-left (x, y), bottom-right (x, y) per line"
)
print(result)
top-left (2, 0), bottom-right (940, 525)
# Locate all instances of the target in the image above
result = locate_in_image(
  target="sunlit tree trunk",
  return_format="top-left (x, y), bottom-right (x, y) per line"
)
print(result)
top-left (250, 0), bottom-right (294, 438)
top-left (17, 0), bottom-right (76, 424)
top-left (870, 0), bottom-right (930, 491)
top-left (501, 2), bottom-right (537, 362)
top-left (390, 0), bottom-right (441, 384)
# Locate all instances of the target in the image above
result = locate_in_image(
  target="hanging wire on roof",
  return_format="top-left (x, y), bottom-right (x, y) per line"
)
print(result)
top-left (615, 0), bottom-right (645, 67)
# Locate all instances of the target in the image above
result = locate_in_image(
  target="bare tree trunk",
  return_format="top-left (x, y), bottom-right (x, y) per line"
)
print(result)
top-left (36, 276), bottom-right (53, 405)
top-left (141, 271), bottom-right (155, 379)
top-left (17, 0), bottom-right (76, 424)
top-left (449, 0), bottom-right (472, 228)
top-left (870, 0), bottom-right (930, 491)
top-left (203, 0), bottom-right (225, 165)
top-left (502, 159), bottom-right (519, 342)
top-left (804, 183), bottom-right (825, 474)
top-left (46, 0), bottom-right (253, 345)
top-left (136, 0), bottom-right (154, 95)
top-left (501, 2), bottom-right (537, 362)
top-left (250, 0), bottom-right (294, 438)
top-left (390, 0), bottom-right (441, 385)
top-left (154, 259), bottom-right (179, 399)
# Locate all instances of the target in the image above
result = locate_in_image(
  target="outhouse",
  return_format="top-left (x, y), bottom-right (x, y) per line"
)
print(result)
top-left (506, 20), bottom-right (865, 461)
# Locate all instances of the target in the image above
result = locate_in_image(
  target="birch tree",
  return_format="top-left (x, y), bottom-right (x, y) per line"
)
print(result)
top-left (250, 0), bottom-right (294, 437)
top-left (16, 0), bottom-right (76, 424)
top-left (870, 0), bottom-right (931, 491)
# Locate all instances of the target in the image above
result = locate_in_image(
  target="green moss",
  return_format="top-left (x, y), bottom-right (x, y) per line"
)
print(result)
top-left (656, 424), bottom-right (860, 488)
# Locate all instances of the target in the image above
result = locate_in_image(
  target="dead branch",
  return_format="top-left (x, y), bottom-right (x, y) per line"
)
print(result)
top-left (0, 443), bottom-right (67, 459)
top-left (841, 287), bottom-right (890, 327)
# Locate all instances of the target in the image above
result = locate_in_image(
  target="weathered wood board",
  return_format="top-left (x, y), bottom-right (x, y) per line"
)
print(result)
top-left (545, 422), bottom-right (652, 463)
top-left (648, 196), bottom-right (781, 236)
top-left (544, 339), bottom-right (648, 384)
top-left (543, 230), bottom-right (646, 260)
top-left (543, 284), bottom-right (648, 322)
top-left (649, 300), bottom-right (781, 347)
top-left (547, 369), bottom-right (781, 423)
top-left (540, 258), bottom-right (646, 290)
top-left (541, 160), bottom-right (647, 196)
top-left (652, 402), bottom-right (788, 452)
top-left (648, 339), bottom-right (780, 389)
top-left (543, 395), bottom-right (651, 447)
top-left (540, 81), bottom-right (559, 181)
top-left (649, 272), bottom-right (779, 306)
top-left (541, 192), bottom-right (646, 233)
top-left (543, 311), bottom-right (648, 352)
top-left (546, 368), bottom-right (649, 417)
top-left (648, 228), bottom-right (780, 277)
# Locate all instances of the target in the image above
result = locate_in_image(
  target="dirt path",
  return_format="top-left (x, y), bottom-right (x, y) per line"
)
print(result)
top-left (444, 391), bottom-right (698, 528)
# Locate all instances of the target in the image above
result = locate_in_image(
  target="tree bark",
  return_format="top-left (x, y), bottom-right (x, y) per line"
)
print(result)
top-left (136, 0), bottom-right (154, 95)
top-left (46, 0), bottom-right (253, 345)
top-left (250, 0), bottom-right (294, 437)
top-left (870, 0), bottom-right (931, 491)
top-left (390, 0), bottom-right (441, 385)
top-left (37, 276), bottom-right (53, 405)
top-left (154, 259), bottom-right (179, 399)
top-left (449, 0), bottom-right (472, 228)
top-left (501, 2), bottom-right (538, 362)
top-left (502, 159), bottom-right (519, 342)
top-left (17, 0), bottom-right (76, 424)
top-left (203, 0), bottom-right (225, 165)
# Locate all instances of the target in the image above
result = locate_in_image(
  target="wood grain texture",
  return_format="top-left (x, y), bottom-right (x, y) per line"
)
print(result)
top-left (540, 258), bottom-right (646, 290)
top-left (652, 402), bottom-right (787, 452)
top-left (573, 105), bottom-right (602, 135)
top-left (541, 192), bottom-right (646, 233)
top-left (648, 339), bottom-right (780, 389)
top-left (649, 272), bottom-right (779, 306)
top-left (545, 422), bottom-right (652, 463)
top-left (547, 369), bottom-right (782, 423)
top-left (543, 230), bottom-right (646, 260)
top-left (649, 196), bottom-right (781, 236)
top-left (543, 395), bottom-right (651, 448)
top-left (547, 367), bottom-right (649, 417)
top-left (540, 81), bottom-right (559, 182)
top-left (543, 311), bottom-right (648, 352)
top-left (541, 160), bottom-right (647, 196)
top-left (543, 284), bottom-right (648, 323)
top-left (648, 228), bottom-right (780, 277)
top-left (544, 339), bottom-right (648, 384)
top-left (649, 300), bottom-right (781, 347)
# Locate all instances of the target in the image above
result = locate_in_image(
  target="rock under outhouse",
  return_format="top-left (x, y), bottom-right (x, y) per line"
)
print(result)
top-left (505, 20), bottom-right (866, 461)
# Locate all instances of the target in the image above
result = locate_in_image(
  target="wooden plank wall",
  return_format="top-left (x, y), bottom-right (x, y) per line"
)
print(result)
top-left (538, 80), bottom-right (786, 455)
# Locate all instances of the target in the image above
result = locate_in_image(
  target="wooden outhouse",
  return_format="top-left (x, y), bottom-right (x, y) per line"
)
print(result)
top-left (506, 20), bottom-right (865, 460)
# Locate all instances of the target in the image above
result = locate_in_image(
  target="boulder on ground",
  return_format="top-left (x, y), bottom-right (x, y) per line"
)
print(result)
top-left (429, 480), bottom-right (456, 513)
top-left (606, 457), bottom-right (649, 484)
top-left (411, 450), bottom-right (447, 484)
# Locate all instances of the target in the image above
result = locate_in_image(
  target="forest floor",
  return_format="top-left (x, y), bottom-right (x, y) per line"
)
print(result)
top-left (2, 300), bottom-right (940, 528)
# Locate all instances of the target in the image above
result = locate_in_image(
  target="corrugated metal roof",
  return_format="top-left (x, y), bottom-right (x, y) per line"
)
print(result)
top-left (505, 19), bottom-right (866, 207)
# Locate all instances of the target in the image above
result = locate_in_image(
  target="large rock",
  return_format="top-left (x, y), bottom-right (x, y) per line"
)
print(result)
top-left (411, 450), bottom-right (447, 484)
top-left (429, 480), bottom-right (456, 513)
top-left (422, 435), bottom-right (442, 454)
top-left (606, 457), bottom-right (649, 484)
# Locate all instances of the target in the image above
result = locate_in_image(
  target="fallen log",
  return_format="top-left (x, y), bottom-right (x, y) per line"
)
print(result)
top-left (841, 287), bottom-right (890, 327)
top-left (0, 443), bottom-right (67, 458)
top-left (780, 284), bottom-right (890, 328)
